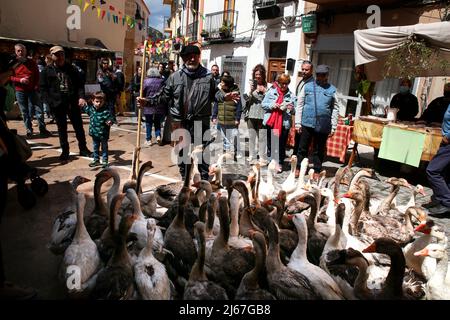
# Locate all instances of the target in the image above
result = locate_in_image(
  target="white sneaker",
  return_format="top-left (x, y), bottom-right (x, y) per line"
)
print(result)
top-left (235, 153), bottom-right (243, 159)
top-left (247, 156), bottom-right (254, 162)
top-left (145, 140), bottom-right (153, 146)
top-left (156, 136), bottom-right (161, 145)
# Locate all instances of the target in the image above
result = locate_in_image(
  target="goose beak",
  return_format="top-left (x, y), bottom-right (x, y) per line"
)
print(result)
top-left (414, 248), bottom-right (429, 257)
top-left (263, 199), bottom-right (273, 206)
top-left (334, 198), bottom-right (341, 204)
top-left (414, 223), bottom-right (430, 234)
top-left (362, 242), bottom-right (376, 253)
top-left (192, 181), bottom-right (201, 188)
top-left (418, 189), bottom-right (426, 196)
top-left (342, 192), bottom-right (352, 198)
top-left (286, 214), bottom-right (294, 221)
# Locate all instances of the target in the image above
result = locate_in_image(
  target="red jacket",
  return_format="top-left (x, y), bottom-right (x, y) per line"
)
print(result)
top-left (10, 58), bottom-right (40, 92)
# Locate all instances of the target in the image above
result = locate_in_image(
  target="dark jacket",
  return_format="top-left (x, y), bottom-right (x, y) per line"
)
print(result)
top-left (390, 92), bottom-right (419, 122)
top-left (97, 69), bottom-right (117, 101)
top-left (82, 104), bottom-right (115, 139)
top-left (152, 65), bottom-right (217, 122)
top-left (420, 96), bottom-right (450, 124)
top-left (143, 76), bottom-right (166, 115)
top-left (39, 62), bottom-right (85, 108)
top-left (212, 84), bottom-right (242, 126)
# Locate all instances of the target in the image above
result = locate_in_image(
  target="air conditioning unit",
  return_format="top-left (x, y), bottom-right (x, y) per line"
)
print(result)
top-left (256, 3), bottom-right (281, 20)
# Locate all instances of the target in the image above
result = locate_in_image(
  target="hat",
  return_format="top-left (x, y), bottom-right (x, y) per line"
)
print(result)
top-left (49, 46), bottom-right (64, 54)
top-left (316, 64), bottom-right (329, 74)
top-left (180, 44), bottom-right (201, 57)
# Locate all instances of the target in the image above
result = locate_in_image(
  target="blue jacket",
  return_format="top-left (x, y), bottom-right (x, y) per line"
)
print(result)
top-left (261, 86), bottom-right (296, 130)
top-left (442, 103), bottom-right (450, 139)
top-left (296, 80), bottom-right (339, 134)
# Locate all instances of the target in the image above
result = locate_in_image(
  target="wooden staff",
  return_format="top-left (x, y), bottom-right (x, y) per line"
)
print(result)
top-left (131, 40), bottom-right (149, 180)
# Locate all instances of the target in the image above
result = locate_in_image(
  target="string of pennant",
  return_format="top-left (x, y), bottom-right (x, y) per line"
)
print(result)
top-left (68, 0), bottom-right (143, 29)
top-left (134, 36), bottom-right (192, 56)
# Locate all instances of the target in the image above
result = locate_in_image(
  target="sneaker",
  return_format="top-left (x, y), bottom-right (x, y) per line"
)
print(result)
top-left (145, 140), bottom-right (153, 147)
top-left (102, 161), bottom-right (109, 168)
top-left (259, 159), bottom-right (269, 167)
top-left (156, 136), bottom-right (162, 145)
top-left (89, 160), bottom-right (101, 167)
top-left (422, 199), bottom-right (440, 209)
top-left (39, 129), bottom-right (51, 137)
top-left (428, 203), bottom-right (450, 216)
top-left (79, 149), bottom-right (92, 157)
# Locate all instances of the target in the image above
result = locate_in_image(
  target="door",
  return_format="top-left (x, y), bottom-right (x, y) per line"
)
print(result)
top-left (267, 59), bottom-right (286, 84)
top-left (222, 56), bottom-right (247, 92)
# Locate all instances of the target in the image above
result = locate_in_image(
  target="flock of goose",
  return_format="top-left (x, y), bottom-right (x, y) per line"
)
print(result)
top-left (48, 153), bottom-right (449, 300)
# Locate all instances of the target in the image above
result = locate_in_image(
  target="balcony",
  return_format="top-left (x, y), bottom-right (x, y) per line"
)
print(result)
top-left (186, 20), bottom-right (199, 42)
top-left (203, 10), bottom-right (238, 42)
top-left (253, 0), bottom-right (295, 6)
top-left (164, 15), bottom-right (171, 33)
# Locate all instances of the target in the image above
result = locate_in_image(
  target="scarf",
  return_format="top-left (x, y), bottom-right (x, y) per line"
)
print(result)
top-left (181, 65), bottom-right (209, 79)
top-left (266, 81), bottom-right (285, 137)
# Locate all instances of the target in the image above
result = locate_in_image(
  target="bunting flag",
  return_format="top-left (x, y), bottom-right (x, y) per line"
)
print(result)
top-left (97, 8), bottom-right (101, 18)
top-left (101, 10), bottom-right (106, 19)
top-left (83, 2), bottom-right (90, 12)
top-left (107, 11), bottom-right (111, 21)
top-left (90, 0), bottom-right (95, 4)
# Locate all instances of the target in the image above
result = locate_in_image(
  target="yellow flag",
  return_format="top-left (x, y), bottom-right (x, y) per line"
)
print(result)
top-left (90, 0), bottom-right (95, 4)
top-left (97, 8), bottom-right (101, 18)
top-left (83, 2), bottom-right (90, 12)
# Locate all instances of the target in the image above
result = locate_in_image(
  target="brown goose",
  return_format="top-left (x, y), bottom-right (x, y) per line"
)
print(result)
top-left (206, 196), bottom-right (255, 299)
top-left (183, 221), bottom-right (229, 300)
top-left (91, 198), bottom-right (137, 300)
top-left (85, 171), bottom-right (112, 240)
top-left (163, 186), bottom-right (197, 280)
top-left (263, 216), bottom-right (321, 300)
top-left (235, 231), bottom-right (275, 300)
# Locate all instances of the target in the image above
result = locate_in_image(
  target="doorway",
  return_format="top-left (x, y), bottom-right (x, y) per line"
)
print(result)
top-left (267, 41), bottom-right (288, 83)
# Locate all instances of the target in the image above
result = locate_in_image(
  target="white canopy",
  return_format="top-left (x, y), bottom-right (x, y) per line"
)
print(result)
top-left (354, 22), bottom-right (450, 81)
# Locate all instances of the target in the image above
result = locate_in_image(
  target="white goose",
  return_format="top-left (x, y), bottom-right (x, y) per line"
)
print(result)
top-left (286, 158), bottom-right (310, 202)
top-left (255, 160), bottom-right (277, 202)
top-left (414, 243), bottom-right (450, 300)
top-left (288, 213), bottom-right (345, 300)
top-left (281, 155), bottom-right (298, 194)
top-left (395, 184), bottom-right (426, 216)
top-left (134, 219), bottom-right (171, 300)
top-left (61, 193), bottom-right (100, 294)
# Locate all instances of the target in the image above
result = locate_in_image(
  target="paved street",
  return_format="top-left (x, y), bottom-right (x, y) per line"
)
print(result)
top-left (2, 114), bottom-right (449, 299)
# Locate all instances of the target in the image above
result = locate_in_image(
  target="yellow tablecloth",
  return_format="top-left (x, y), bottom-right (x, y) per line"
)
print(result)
top-left (352, 119), bottom-right (443, 162)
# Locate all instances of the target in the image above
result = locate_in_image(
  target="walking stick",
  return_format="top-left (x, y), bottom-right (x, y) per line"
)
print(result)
top-left (131, 40), bottom-right (149, 180)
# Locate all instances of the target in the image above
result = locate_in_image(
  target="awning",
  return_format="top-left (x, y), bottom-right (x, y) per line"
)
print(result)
top-left (0, 36), bottom-right (115, 54)
top-left (354, 22), bottom-right (450, 81)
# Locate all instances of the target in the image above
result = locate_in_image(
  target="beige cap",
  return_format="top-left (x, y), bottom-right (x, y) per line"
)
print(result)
top-left (49, 45), bottom-right (64, 54)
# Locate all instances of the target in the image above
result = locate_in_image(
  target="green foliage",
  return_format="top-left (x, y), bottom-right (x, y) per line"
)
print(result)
top-left (356, 80), bottom-right (372, 96)
top-left (384, 35), bottom-right (448, 79)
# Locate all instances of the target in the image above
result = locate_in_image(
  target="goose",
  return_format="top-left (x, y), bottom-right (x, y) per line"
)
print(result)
top-left (209, 152), bottom-right (233, 191)
top-left (375, 177), bottom-right (411, 217)
top-left (163, 186), bottom-right (197, 280)
top-left (256, 160), bottom-right (277, 202)
top-left (327, 166), bottom-right (352, 200)
top-left (206, 196), bottom-right (255, 299)
top-left (48, 176), bottom-right (91, 255)
top-left (414, 243), bottom-right (450, 300)
top-left (125, 188), bottom-right (164, 252)
top-left (395, 184), bottom-right (426, 216)
top-left (413, 220), bottom-right (449, 280)
top-left (228, 189), bottom-right (253, 249)
top-left (320, 187), bottom-right (337, 228)
top-left (288, 213), bottom-right (345, 299)
top-left (183, 221), bottom-right (229, 300)
top-left (348, 168), bottom-right (379, 191)
top-left (91, 206), bottom-right (137, 300)
top-left (235, 231), bottom-right (275, 300)
top-left (281, 155), bottom-right (298, 194)
top-left (134, 219), bottom-right (171, 300)
top-left (263, 216), bottom-right (321, 300)
top-left (61, 193), bottom-right (100, 295)
top-left (231, 180), bottom-right (264, 238)
top-left (85, 171), bottom-right (113, 240)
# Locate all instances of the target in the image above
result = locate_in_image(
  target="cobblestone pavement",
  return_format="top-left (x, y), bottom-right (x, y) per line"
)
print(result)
top-left (2, 115), bottom-right (449, 299)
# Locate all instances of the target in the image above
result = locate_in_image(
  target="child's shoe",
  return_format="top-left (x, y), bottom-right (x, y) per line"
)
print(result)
top-left (89, 160), bottom-right (101, 167)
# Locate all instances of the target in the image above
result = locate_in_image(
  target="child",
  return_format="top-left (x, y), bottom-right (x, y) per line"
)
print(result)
top-left (82, 92), bottom-right (114, 168)
top-left (212, 75), bottom-right (242, 159)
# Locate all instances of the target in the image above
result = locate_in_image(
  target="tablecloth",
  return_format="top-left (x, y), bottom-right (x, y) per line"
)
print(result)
top-left (326, 124), bottom-right (354, 163)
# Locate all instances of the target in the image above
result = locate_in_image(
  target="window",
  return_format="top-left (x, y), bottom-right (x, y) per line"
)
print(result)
top-left (222, 57), bottom-right (247, 91)
top-left (269, 42), bottom-right (288, 58)
top-left (224, 0), bottom-right (235, 26)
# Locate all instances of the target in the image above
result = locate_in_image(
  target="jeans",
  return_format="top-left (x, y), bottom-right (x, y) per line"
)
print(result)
top-left (247, 118), bottom-right (268, 161)
top-left (426, 143), bottom-right (450, 207)
top-left (217, 123), bottom-right (239, 153)
top-left (92, 137), bottom-right (109, 162)
top-left (15, 90), bottom-right (46, 133)
top-left (53, 97), bottom-right (88, 154)
top-left (297, 126), bottom-right (329, 173)
top-left (105, 98), bottom-right (116, 122)
top-left (145, 114), bottom-right (164, 141)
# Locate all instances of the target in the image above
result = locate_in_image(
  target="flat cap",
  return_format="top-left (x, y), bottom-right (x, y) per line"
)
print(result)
top-left (316, 64), bottom-right (329, 74)
top-left (180, 44), bottom-right (201, 57)
top-left (49, 45), bottom-right (64, 54)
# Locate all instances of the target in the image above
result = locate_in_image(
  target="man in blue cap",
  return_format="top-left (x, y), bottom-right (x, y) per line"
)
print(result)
top-left (295, 64), bottom-right (339, 179)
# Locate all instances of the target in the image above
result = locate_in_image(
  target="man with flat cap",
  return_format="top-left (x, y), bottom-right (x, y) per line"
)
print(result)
top-left (295, 64), bottom-right (339, 179)
top-left (40, 45), bottom-right (91, 161)
top-left (138, 44), bottom-right (237, 180)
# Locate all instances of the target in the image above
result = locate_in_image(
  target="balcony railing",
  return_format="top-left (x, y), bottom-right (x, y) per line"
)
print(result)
top-left (186, 20), bottom-right (199, 42)
top-left (203, 10), bottom-right (238, 41)
top-left (163, 16), bottom-right (171, 31)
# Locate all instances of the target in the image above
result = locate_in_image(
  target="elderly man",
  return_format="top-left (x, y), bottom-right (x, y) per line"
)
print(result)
top-left (295, 64), bottom-right (339, 178)
top-left (138, 45), bottom-right (236, 179)
top-left (40, 46), bottom-right (91, 161)
top-left (10, 44), bottom-right (50, 138)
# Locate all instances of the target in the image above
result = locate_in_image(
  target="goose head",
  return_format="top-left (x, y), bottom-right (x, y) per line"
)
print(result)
top-left (415, 220), bottom-right (447, 241)
top-left (342, 190), bottom-right (364, 203)
top-left (71, 176), bottom-right (91, 190)
top-left (290, 155), bottom-right (298, 166)
top-left (192, 180), bottom-right (213, 194)
top-left (362, 238), bottom-right (403, 257)
top-left (414, 243), bottom-right (446, 259)
top-left (386, 177), bottom-right (411, 189)
top-left (320, 187), bottom-right (333, 199)
top-left (414, 184), bottom-right (426, 196)
top-left (327, 247), bottom-right (369, 268)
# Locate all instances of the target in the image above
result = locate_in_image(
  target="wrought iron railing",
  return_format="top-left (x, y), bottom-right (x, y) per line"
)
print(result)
top-left (163, 16), bottom-right (171, 30)
top-left (203, 9), bottom-right (238, 40)
top-left (186, 20), bottom-right (199, 42)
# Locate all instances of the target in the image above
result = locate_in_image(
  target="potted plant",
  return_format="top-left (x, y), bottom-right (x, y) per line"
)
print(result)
top-left (219, 21), bottom-right (233, 38)
top-left (200, 29), bottom-right (209, 38)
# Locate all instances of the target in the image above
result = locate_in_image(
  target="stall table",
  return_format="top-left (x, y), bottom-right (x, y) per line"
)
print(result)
top-left (326, 123), bottom-right (354, 163)
top-left (347, 117), bottom-right (443, 167)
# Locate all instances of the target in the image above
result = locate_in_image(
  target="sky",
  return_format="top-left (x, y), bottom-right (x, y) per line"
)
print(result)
top-left (145, 0), bottom-right (171, 32)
